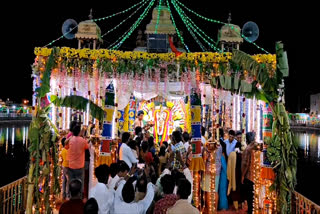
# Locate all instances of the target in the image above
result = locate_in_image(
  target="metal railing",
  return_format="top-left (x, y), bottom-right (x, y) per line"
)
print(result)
top-left (0, 176), bottom-right (27, 214)
top-left (293, 191), bottom-right (320, 214)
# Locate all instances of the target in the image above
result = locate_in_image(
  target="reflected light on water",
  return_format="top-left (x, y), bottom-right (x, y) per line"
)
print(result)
top-left (12, 128), bottom-right (15, 145)
top-left (6, 128), bottom-right (8, 154)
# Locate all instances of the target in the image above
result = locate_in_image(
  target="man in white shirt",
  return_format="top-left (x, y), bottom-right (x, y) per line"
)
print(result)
top-left (201, 126), bottom-right (207, 146)
top-left (89, 164), bottom-right (115, 214)
top-left (113, 166), bottom-right (155, 214)
top-left (224, 130), bottom-right (241, 157)
top-left (108, 160), bottom-right (130, 190)
top-left (119, 132), bottom-right (138, 169)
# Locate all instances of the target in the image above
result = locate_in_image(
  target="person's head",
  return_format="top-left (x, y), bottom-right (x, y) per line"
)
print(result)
top-left (219, 128), bottom-right (224, 140)
top-left (128, 140), bottom-right (137, 150)
top-left (162, 141), bottom-right (168, 148)
top-left (84, 198), bottom-right (99, 214)
top-left (171, 168), bottom-right (186, 186)
top-left (122, 177), bottom-right (136, 203)
top-left (246, 132), bottom-right (256, 145)
top-left (148, 137), bottom-right (154, 149)
top-left (160, 174), bottom-right (175, 195)
top-left (136, 175), bottom-right (147, 193)
top-left (137, 110), bottom-right (144, 120)
top-left (135, 126), bottom-right (142, 136)
top-left (182, 132), bottom-right (190, 143)
top-left (118, 160), bottom-right (130, 177)
top-left (172, 131), bottom-right (182, 144)
top-left (109, 163), bottom-right (118, 178)
top-left (159, 146), bottom-right (166, 157)
top-left (69, 179), bottom-right (82, 198)
top-left (201, 126), bottom-right (206, 137)
top-left (122, 132), bottom-right (131, 144)
top-left (236, 131), bottom-right (242, 143)
top-left (177, 178), bottom-right (191, 200)
top-left (141, 141), bottom-right (149, 153)
top-left (94, 164), bottom-right (109, 184)
top-left (61, 138), bottom-right (66, 147)
top-left (228, 130), bottom-right (235, 142)
top-left (175, 126), bottom-right (183, 133)
top-left (207, 142), bottom-right (215, 151)
top-left (72, 124), bottom-right (81, 136)
top-left (70, 121), bottom-right (78, 133)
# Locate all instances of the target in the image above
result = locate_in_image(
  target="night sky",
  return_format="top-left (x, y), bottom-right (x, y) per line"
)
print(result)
top-left (1, 1), bottom-right (318, 112)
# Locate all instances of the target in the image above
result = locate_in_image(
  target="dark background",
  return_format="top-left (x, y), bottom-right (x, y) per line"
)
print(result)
top-left (1, 0), bottom-right (318, 112)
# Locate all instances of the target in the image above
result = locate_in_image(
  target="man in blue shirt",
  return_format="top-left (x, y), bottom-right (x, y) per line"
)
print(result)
top-left (223, 130), bottom-right (241, 157)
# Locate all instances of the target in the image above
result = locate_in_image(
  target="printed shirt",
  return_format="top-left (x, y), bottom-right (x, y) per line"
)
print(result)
top-left (241, 143), bottom-right (255, 182)
top-left (172, 142), bottom-right (187, 169)
top-left (154, 194), bottom-right (178, 214)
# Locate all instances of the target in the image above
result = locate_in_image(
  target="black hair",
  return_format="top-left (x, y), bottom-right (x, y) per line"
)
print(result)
top-left (182, 132), bottom-right (189, 142)
top-left (171, 168), bottom-right (186, 186)
top-left (201, 126), bottom-right (206, 136)
top-left (141, 141), bottom-right (149, 153)
top-left (69, 179), bottom-right (82, 197)
top-left (135, 126), bottom-right (142, 135)
top-left (84, 198), bottom-right (99, 214)
top-left (246, 132), bottom-right (256, 145)
top-left (136, 175), bottom-right (147, 193)
top-left (160, 174), bottom-right (175, 194)
top-left (162, 141), bottom-right (168, 148)
top-left (61, 138), bottom-right (66, 147)
top-left (177, 178), bottom-right (191, 199)
top-left (118, 160), bottom-right (130, 173)
top-left (158, 146), bottom-right (166, 157)
top-left (219, 128), bottom-right (224, 139)
top-left (122, 132), bottom-right (131, 143)
top-left (148, 137), bottom-right (154, 149)
top-left (228, 129), bottom-right (235, 136)
top-left (70, 121), bottom-right (78, 132)
top-left (73, 124), bottom-right (81, 136)
top-left (122, 177), bottom-right (136, 203)
top-left (172, 131), bottom-right (182, 143)
top-left (128, 140), bottom-right (137, 150)
top-left (94, 164), bottom-right (109, 184)
top-left (176, 127), bottom-right (183, 133)
top-left (109, 163), bottom-right (118, 178)
top-left (236, 131), bottom-right (242, 136)
top-left (137, 110), bottom-right (144, 116)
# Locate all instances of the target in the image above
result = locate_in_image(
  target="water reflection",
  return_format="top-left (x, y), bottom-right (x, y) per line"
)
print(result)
top-left (0, 123), bottom-right (30, 187)
top-left (294, 130), bottom-right (320, 204)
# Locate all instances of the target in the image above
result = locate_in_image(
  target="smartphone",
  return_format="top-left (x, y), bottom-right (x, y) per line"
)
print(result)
top-left (137, 163), bottom-right (145, 169)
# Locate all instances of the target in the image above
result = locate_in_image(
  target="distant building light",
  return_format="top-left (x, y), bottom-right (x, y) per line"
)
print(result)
top-left (24, 107), bottom-right (27, 110)
top-left (12, 105), bottom-right (16, 109)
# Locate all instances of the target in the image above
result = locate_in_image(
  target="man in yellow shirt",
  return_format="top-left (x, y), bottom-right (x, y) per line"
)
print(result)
top-left (61, 138), bottom-right (69, 199)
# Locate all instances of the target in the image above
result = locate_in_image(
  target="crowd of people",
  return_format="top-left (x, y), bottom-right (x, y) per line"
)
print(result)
top-left (58, 118), bottom-right (259, 214)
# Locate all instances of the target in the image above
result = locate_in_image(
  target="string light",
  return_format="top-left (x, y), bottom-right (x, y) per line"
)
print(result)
top-left (101, 0), bottom-right (149, 38)
top-left (110, 0), bottom-right (156, 50)
top-left (154, 0), bottom-right (163, 34)
top-left (166, 0), bottom-right (190, 52)
top-left (44, 0), bottom-right (147, 47)
top-left (172, 0), bottom-right (221, 52)
top-left (171, 0), bottom-right (206, 51)
top-left (174, 0), bottom-right (270, 54)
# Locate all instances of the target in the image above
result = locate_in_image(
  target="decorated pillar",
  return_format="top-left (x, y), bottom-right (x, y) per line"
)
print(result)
top-left (128, 95), bottom-right (136, 133)
top-left (262, 103), bottom-right (273, 139)
top-left (189, 89), bottom-right (205, 210)
top-left (97, 83), bottom-right (115, 166)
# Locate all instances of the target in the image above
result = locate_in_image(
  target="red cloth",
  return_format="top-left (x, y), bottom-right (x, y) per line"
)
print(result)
top-left (59, 199), bottom-right (84, 214)
top-left (144, 152), bottom-right (154, 165)
top-left (154, 194), bottom-right (178, 214)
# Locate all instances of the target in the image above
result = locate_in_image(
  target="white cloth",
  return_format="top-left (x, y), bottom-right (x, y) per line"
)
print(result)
top-left (119, 143), bottom-right (138, 168)
top-left (113, 180), bottom-right (155, 214)
top-left (184, 142), bottom-right (190, 151)
top-left (89, 182), bottom-right (115, 214)
top-left (201, 136), bottom-right (206, 145)
top-left (108, 175), bottom-right (120, 190)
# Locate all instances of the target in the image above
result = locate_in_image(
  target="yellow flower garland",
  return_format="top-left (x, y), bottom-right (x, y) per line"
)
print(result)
top-left (34, 47), bottom-right (275, 64)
